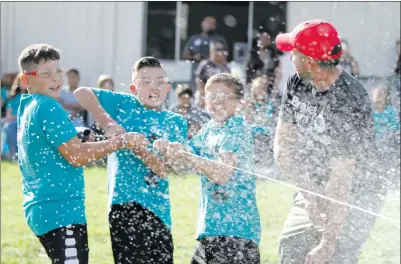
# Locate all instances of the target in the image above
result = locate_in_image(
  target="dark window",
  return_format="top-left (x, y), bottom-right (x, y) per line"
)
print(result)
top-left (253, 1), bottom-right (287, 44)
top-left (146, 2), bottom-right (176, 59)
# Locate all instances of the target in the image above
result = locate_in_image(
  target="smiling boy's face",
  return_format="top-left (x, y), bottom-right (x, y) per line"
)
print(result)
top-left (205, 82), bottom-right (238, 123)
top-left (21, 59), bottom-right (64, 99)
top-left (132, 67), bottom-right (170, 109)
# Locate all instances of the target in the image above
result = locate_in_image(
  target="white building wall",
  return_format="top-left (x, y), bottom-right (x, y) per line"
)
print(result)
top-left (287, 2), bottom-right (400, 77)
top-left (0, 2), bottom-right (146, 92)
top-left (1, 2), bottom-right (400, 90)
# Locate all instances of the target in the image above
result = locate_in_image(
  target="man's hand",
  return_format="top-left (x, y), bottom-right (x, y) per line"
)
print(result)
top-left (305, 239), bottom-right (336, 264)
top-left (153, 139), bottom-right (170, 155)
top-left (305, 195), bottom-right (326, 227)
top-left (123, 132), bottom-right (150, 152)
top-left (106, 123), bottom-right (126, 138)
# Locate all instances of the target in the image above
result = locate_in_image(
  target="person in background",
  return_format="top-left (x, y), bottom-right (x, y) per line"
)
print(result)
top-left (278, 52), bottom-right (296, 96)
top-left (3, 73), bottom-right (28, 161)
top-left (59, 68), bottom-right (86, 126)
top-left (195, 40), bottom-right (231, 109)
top-left (1, 73), bottom-right (18, 118)
top-left (246, 31), bottom-right (281, 91)
top-left (170, 84), bottom-right (210, 139)
top-left (243, 76), bottom-right (276, 167)
top-left (182, 16), bottom-right (228, 93)
top-left (97, 74), bottom-right (115, 91)
top-left (371, 86), bottom-right (400, 188)
top-left (339, 38), bottom-right (360, 77)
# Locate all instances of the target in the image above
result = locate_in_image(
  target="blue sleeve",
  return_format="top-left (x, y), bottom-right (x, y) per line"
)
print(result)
top-left (37, 100), bottom-right (77, 148)
top-left (188, 132), bottom-right (202, 156)
top-left (175, 116), bottom-right (188, 144)
top-left (92, 88), bottom-right (134, 120)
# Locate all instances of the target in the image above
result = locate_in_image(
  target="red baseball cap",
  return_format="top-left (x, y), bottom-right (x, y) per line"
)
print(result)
top-left (275, 19), bottom-right (342, 61)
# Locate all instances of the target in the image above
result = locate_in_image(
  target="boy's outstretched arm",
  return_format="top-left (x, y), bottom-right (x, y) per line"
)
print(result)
top-left (155, 140), bottom-right (237, 184)
top-left (74, 87), bottom-right (172, 178)
top-left (73, 87), bottom-right (125, 137)
top-left (58, 132), bottom-right (150, 167)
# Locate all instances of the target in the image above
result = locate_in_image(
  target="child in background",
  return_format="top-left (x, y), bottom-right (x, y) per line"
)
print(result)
top-left (59, 68), bottom-right (86, 126)
top-left (170, 84), bottom-right (210, 139)
top-left (244, 76), bottom-right (276, 167)
top-left (3, 73), bottom-right (28, 160)
top-left (74, 57), bottom-right (187, 264)
top-left (371, 86), bottom-right (400, 187)
top-left (155, 73), bottom-right (261, 264)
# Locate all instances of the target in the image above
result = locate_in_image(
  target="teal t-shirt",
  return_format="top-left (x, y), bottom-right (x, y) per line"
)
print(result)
top-left (17, 94), bottom-right (86, 236)
top-left (250, 101), bottom-right (275, 137)
top-left (6, 94), bottom-right (23, 116)
top-left (373, 105), bottom-right (400, 152)
top-left (93, 88), bottom-right (188, 229)
top-left (1, 87), bottom-right (8, 104)
top-left (189, 115), bottom-right (261, 244)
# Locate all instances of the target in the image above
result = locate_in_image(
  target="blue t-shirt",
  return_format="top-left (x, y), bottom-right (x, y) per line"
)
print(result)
top-left (93, 88), bottom-right (188, 229)
top-left (6, 94), bottom-right (23, 116)
top-left (17, 94), bottom-right (86, 236)
top-left (1, 87), bottom-right (8, 103)
top-left (250, 101), bottom-right (275, 137)
top-left (189, 115), bottom-right (261, 244)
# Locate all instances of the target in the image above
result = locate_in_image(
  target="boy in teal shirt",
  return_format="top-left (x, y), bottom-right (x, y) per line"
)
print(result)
top-left (17, 44), bottom-right (149, 264)
top-left (74, 57), bottom-right (187, 264)
top-left (155, 73), bottom-right (261, 263)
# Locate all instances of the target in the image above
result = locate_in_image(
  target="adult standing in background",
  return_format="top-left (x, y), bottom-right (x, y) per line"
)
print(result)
top-left (339, 38), bottom-right (360, 78)
top-left (182, 16), bottom-right (228, 93)
top-left (59, 68), bottom-right (86, 126)
top-left (195, 40), bottom-right (231, 109)
top-left (246, 32), bottom-right (281, 91)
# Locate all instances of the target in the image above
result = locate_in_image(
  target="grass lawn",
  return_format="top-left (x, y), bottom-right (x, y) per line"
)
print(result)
top-left (1, 161), bottom-right (400, 264)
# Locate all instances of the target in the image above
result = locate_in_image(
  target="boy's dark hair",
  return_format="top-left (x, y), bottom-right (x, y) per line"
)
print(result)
top-left (133, 56), bottom-right (162, 73)
top-left (205, 73), bottom-right (244, 99)
top-left (175, 84), bottom-right (193, 98)
top-left (18, 44), bottom-right (61, 72)
top-left (67, 68), bottom-right (80, 76)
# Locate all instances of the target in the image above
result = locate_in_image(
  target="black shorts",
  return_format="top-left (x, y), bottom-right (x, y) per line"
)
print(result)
top-left (37, 224), bottom-right (89, 264)
top-left (191, 236), bottom-right (260, 264)
top-left (109, 202), bottom-right (174, 264)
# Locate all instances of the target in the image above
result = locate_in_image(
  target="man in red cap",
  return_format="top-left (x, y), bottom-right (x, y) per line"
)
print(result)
top-left (273, 20), bottom-right (387, 264)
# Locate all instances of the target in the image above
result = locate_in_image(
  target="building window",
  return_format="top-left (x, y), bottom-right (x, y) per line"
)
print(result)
top-left (146, 2), bottom-right (176, 60)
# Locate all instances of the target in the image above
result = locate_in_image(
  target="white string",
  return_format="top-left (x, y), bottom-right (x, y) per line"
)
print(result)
top-left (179, 151), bottom-right (401, 227)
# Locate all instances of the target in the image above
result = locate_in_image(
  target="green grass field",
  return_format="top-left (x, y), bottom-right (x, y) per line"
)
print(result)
top-left (1, 161), bottom-right (400, 264)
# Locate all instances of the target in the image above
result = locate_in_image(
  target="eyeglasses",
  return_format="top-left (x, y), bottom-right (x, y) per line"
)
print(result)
top-left (135, 77), bottom-right (169, 88)
top-left (215, 49), bottom-right (228, 56)
top-left (205, 92), bottom-right (236, 102)
top-left (25, 68), bottom-right (64, 78)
